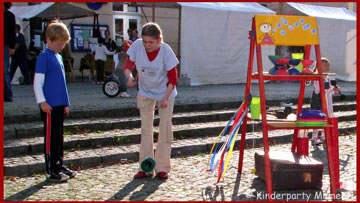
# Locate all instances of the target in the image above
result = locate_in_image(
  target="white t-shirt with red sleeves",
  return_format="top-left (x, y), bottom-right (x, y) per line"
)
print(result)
top-left (127, 39), bottom-right (179, 100)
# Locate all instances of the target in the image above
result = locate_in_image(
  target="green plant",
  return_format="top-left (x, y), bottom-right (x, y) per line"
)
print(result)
top-left (113, 136), bottom-right (125, 145)
top-left (63, 130), bottom-right (70, 137)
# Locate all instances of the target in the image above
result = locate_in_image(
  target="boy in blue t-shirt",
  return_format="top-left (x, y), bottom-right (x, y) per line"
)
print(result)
top-left (33, 20), bottom-right (76, 182)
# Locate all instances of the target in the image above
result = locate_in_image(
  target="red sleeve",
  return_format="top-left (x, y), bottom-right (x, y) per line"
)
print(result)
top-left (123, 56), bottom-right (136, 72)
top-left (167, 67), bottom-right (178, 87)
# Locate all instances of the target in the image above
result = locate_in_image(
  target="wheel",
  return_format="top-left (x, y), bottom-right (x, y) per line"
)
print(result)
top-left (102, 80), bottom-right (121, 97)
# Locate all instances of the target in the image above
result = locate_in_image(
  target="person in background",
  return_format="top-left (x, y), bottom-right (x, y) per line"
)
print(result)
top-left (92, 37), bottom-right (115, 84)
top-left (128, 28), bottom-right (139, 42)
top-left (112, 40), bottom-right (133, 98)
top-left (10, 24), bottom-right (32, 85)
top-left (310, 57), bottom-right (341, 147)
top-left (127, 29), bottom-right (132, 41)
top-left (33, 19), bottom-right (77, 182)
top-left (104, 29), bottom-right (117, 76)
top-left (124, 22), bottom-right (179, 180)
top-left (4, 2), bottom-right (16, 102)
top-left (127, 29), bottom-right (139, 81)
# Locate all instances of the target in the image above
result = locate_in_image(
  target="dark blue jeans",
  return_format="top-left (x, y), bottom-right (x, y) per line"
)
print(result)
top-left (10, 54), bottom-right (31, 84)
top-left (4, 45), bottom-right (13, 101)
top-left (115, 67), bottom-right (128, 93)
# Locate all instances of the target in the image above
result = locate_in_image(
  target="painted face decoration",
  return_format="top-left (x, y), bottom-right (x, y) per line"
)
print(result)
top-left (260, 23), bottom-right (272, 33)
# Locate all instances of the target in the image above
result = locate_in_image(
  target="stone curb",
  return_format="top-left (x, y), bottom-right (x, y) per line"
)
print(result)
top-left (4, 95), bottom-right (355, 124)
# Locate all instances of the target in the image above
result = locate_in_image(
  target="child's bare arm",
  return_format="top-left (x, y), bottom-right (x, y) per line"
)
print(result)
top-left (332, 86), bottom-right (341, 94)
top-left (64, 106), bottom-right (70, 116)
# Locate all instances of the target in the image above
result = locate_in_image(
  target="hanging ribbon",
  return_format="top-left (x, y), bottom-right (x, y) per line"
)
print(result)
top-left (219, 108), bottom-right (248, 182)
top-left (208, 105), bottom-right (240, 171)
top-left (208, 94), bottom-right (252, 184)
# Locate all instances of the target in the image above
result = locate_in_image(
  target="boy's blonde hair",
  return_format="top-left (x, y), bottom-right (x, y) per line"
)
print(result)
top-left (46, 19), bottom-right (71, 42)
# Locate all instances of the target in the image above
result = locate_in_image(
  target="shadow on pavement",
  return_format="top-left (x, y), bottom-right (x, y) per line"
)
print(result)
top-left (231, 173), bottom-right (242, 200)
top-left (310, 146), bottom-right (351, 176)
top-left (5, 180), bottom-right (55, 201)
top-left (107, 176), bottom-right (165, 201)
top-left (201, 185), bottom-right (225, 201)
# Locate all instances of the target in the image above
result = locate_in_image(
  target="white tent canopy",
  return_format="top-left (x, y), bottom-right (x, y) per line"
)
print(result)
top-left (287, 2), bottom-right (356, 81)
top-left (179, 3), bottom-right (275, 85)
top-left (10, 2), bottom-right (96, 21)
top-left (179, 2), bottom-right (275, 12)
top-left (287, 2), bottom-right (356, 21)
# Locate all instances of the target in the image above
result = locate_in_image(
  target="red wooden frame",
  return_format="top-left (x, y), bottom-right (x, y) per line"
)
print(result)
top-left (237, 16), bottom-right (340, 201)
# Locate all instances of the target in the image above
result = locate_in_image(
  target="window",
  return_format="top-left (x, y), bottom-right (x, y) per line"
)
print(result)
top-left (113, 2), bottom-right (138, 13)
top-left (113, 16), bottom-right (141, 46)
top-left (114, 18), bottom-right (124, 46)
top-left (113, 2), bottom-right (124, 12)
top-left (129, 19), bottom-right (138, 30)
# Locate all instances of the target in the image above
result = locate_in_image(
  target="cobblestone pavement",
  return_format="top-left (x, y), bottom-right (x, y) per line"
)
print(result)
top-left (4, 134), bottom-right (356, 201)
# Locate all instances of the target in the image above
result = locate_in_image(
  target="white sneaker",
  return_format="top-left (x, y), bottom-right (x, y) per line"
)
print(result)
top-left (311, 139), bottom-right (321, 146)
top-left (120, 92), bottom-right (131, 98)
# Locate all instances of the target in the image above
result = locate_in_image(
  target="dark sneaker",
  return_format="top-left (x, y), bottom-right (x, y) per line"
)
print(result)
top-left (46, 172), bottom-right (69, 182)
top-left (60, 166), bottom-right (77, 178)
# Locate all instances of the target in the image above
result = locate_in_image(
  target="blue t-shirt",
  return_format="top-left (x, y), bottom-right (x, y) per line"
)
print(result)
top-left (35, 48), bottom-right (70, 107)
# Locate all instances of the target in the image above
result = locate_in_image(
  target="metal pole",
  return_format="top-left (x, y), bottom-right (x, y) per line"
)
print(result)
top-left (140, 6), bottom-right (149, 23)
top-left (238, 22), bottom-right (256, 174)
top-left (56, 3), bottom-right (60, 19)
top-left (152, 3), bottom-right (155, 22)
top-left (177, 6), bottom-right (182, 75)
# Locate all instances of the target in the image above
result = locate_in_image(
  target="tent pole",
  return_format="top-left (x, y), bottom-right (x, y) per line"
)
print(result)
top-left (177, 6), bottom-right (182, 75)
top-left (152, 3), bottom-right (155, 22)
top-left (56, 3), bottom-right (60, 19)
top-left (140, 6), bottom-right (149, 23)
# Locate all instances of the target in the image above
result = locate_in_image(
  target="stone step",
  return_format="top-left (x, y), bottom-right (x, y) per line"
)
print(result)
top-left (4, 109), bottom-right (235, 140)
top-left (4, 94), bottom-right (355, 125)
top-left (4, 101), bottom-right (356, 140)
top-left (4, 120), bottom-right (356, 177)
top-left (4, 110), bottom-right (356, 158)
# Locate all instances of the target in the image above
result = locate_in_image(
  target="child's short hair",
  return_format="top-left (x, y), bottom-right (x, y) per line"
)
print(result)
top-left (4, 2), bottom-right (12, 10)
top-left (15, 24), bottom-right (21, 32)
top-left (313, 57), bottom-right (330, 73)
top-left (98, 36), bottom-right (105, 44)
top-left (46, 19), bottom-right (70, 43)
top-left (321, 57), bottom-right (330, 66)
top-left (141, 22), bottom-right (163, 40)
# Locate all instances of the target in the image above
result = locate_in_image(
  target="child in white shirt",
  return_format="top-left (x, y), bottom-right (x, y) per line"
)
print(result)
top-left (92, 37), bottom-right (114, 84)
top-left (310, 58), bottom-right (341, 146)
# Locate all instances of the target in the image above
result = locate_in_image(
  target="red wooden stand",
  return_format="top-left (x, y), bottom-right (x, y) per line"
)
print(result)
top-left (237, 16), bottom-right (340, 201)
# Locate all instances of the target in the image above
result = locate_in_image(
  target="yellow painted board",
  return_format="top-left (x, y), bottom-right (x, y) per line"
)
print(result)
top-left (254, 14), bottom-right (319, 46)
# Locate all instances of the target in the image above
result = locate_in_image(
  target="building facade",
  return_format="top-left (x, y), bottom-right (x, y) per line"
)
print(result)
top-left (11, 2), bottom-right (355, 77)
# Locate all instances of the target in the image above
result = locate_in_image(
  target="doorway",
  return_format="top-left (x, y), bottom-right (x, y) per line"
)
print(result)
top-left (113, 16), bottom-right (141, 47)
